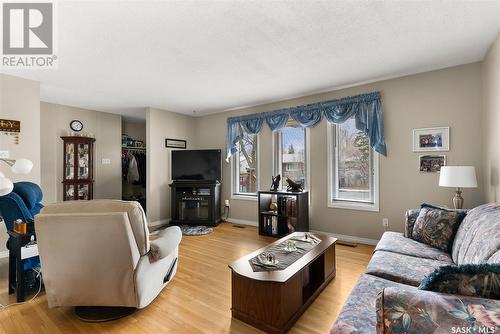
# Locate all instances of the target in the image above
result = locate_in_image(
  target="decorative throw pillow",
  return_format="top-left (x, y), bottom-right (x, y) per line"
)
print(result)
top-left (412, 204), bottom-right (466, 252)
top-left (419, 263), bottom-right (500, 299)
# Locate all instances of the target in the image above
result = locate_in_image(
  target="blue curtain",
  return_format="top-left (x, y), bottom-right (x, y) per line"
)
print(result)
top-left (290, 105), bottom-right (322, 128)
top-left (226, 91), bottom-right (387, 160)
top-left (266, 109), bottom-right (289, 131)
top-left (240, 118), bottom-right (263, 134)
top-left (226, 114), bottom-right (265, 161)
top-left (322, 92), bottom-right (386, 156)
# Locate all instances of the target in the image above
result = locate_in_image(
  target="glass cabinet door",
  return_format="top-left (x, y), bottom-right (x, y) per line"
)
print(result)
top-left (179, 198), bottom-right (210, 220)
top-left (62, 137), bottom-right (94, 201)
top-left (78, 184), bottom-right (89, 200)
top-left (64, 184), bottom-right (75, 201)
top-left (65, 143), bottom-right (75, 180)
top-left (77, 143), bottom-right (90, 179)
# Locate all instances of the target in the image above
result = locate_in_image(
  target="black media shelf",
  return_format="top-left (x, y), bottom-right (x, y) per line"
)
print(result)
top-left (258, 190), bottom-right (309, 238)
top-left (170, 181), bottom-right (221, 227)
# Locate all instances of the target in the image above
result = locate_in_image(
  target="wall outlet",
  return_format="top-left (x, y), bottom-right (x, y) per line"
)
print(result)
top-left (382, 218), bottom-right (389, 227)
top-left (101, 158), bottom-right (111, 165)
top-left (224, 199), bottom-right (230, 208)
top-left (0, 150), bottom-right (9, 159)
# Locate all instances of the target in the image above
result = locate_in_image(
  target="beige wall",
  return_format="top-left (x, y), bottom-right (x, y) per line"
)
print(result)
top-left (0, 74), bottom-right (41, 183)
top-left (482, 33), bottom-right (500, 202)
top-left (195, 63), bottom-right (484, 241)
top-left (40, 102), bottom-right (122, 203)
top-left (0, 60), bottom-right (489, 244)
top-left (146, 107), bottom-right (196, 222)
top-left (0, 74), bottom-right (40, 253)
top-left (122, 120), bottom-right (146, 143)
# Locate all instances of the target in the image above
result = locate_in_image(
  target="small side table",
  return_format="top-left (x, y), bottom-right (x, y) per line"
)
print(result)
top-left (7, 230), bottom-right (39, 302)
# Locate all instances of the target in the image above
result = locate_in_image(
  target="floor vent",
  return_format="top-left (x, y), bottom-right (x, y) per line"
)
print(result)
top-left (232, 225), bottom-right (246, 229)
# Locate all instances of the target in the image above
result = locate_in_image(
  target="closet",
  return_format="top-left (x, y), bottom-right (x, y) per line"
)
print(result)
top-left (122, 119), bottom-right (146, 212)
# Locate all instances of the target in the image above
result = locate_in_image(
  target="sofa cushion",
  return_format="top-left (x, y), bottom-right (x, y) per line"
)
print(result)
top-left (375, 232), bottom-right (453, 262)
top-left (377, 286), bottom-right (500, 334)
top-left (330, 274), bottom-right (413, 334)
top-left (419, 263), bottom-right (500, 299)
top-left (412, 205), bottom-right (465, 252)
top-left (452, 203), bottom-right (500, 265)
top-left (404, 208), bottom-right (420, 238)
top-left (366, 250), bottom-right (450, 286)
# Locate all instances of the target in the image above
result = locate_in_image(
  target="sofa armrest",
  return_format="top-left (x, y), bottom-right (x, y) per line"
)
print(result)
top-left (404, 209), bottom-right (420, 238)
top-left (149, 226), bottom-right (182, 262)
top-left (376, 287), bottom-right (500, 334)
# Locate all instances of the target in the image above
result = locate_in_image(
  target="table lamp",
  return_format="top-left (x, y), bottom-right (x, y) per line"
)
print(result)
top-left (0, 171), bottom-right (14, 196)
top-left (0, 158), bottom-right (33, 196)
top-left (439, 166), bottom-right (477, 209)
top-left (0, 158), bottom-right (33, 174)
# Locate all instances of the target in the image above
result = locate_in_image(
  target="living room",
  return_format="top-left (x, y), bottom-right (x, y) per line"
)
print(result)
top-left (0, 1), bottom-right (499, 333)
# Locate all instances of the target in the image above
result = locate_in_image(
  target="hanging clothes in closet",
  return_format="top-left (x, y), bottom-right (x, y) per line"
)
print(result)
top-left (122, 150), bottom-right (146, 186)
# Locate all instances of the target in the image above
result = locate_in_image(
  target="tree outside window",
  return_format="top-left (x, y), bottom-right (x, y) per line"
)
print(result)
top-left (335, 117), bottom-right (373, 202)
top-left (236, 127), bottom-right (258, 194)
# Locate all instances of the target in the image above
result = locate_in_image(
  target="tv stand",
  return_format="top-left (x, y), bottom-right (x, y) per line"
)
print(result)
top-left (169, 181), bottom-right (221, 227)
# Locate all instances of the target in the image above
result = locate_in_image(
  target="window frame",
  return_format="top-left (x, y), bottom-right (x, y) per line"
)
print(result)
top-left (231, 132), bottom-right (260, 200)
top-left (327, 122), bottom-right (379, 212)
top-left (273, 122), bottom-right (309, 190)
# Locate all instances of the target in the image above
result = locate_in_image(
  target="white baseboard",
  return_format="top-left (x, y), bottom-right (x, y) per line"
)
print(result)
top-left (0, 250), bottom-right (9, 259)
top-left (225, 218), bottom-right (258, 227)
top-left (311, 229), bottom-right (379, 246)
top-left (149, 218), bottom-right (170, 228)
top-left (223, 219), bottom-right (378, 245)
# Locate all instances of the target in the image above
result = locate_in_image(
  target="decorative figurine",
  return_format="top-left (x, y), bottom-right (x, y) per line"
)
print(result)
top-left (269, 202), bottom-right (278, 212)
top-left (286, 177), bottom-right (304, 192)
top-left (270, 174), bottom-right (281, 191)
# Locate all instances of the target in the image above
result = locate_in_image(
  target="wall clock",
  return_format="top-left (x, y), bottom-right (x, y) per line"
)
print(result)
top-left (70, 120), bottom-right (83, 132)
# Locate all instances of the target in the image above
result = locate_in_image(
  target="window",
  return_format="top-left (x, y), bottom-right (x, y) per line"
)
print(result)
top-left (232, 129), bottom-right (259, 196)
top-left (274, 119), bottom-right (307, 189)
top-left (328, 117), bottom-right (379, 211)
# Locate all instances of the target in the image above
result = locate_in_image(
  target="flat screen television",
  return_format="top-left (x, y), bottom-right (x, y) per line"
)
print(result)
top-left (171, 149), bottom-right (222, 182)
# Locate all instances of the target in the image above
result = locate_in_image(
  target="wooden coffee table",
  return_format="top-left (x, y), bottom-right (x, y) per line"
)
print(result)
top-left (228, 232), bottom-right (337, 334)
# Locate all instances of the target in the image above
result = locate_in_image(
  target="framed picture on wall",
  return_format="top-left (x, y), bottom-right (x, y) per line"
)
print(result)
top-left (412, 127), bottom-right (449, 152)
top-left (419, 155), bottom-right (446, 173)
top-left (165, 138), bottom-right (187, 149)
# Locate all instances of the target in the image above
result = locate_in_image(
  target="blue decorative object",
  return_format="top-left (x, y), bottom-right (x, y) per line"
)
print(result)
top-left (0, 182), bottom-right (43, 231)
top-left (0, 181), bottom-right (43, 270)
top-left (226, 91), bottom-right (387, 161)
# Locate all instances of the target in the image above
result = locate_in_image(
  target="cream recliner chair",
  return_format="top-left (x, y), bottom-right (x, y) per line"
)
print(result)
top-left (35, 200), bottom-right (181, 309)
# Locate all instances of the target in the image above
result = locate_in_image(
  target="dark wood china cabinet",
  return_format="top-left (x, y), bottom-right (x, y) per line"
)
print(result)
top-left (61, 136), bottom-right (95, 201)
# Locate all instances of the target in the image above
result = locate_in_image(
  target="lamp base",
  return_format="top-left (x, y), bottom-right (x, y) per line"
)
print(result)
top-left (452, 188), bottom-right (464, 209)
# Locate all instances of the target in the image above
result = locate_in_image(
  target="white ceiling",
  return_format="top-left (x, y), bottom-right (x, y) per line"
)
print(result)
top-left (3, 0), bottom-right (500, 119)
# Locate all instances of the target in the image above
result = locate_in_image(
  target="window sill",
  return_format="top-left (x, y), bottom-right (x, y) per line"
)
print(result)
top-left (328, 201), bottom-right (379, 212)
top-left (231, 194), bottom-right (258, 201)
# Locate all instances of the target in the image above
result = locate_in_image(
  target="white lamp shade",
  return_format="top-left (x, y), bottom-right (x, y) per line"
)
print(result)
top-left (0, 176), bottom-right (14, 196)
top-left (11, 158), bottom-right (33, 174)
top-left (439, 166), bottom-right (478, 188)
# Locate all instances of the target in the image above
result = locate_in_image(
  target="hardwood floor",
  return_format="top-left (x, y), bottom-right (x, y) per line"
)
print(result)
top-left (0, 223), bottom-right (373, 333)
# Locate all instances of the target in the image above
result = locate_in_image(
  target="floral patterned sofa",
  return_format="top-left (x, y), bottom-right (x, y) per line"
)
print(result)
top-left (331, 203), bottom-right (500, 334)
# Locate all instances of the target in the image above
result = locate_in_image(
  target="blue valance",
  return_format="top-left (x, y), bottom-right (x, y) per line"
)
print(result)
top-left (226, 91), bottom-right (387, 161)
